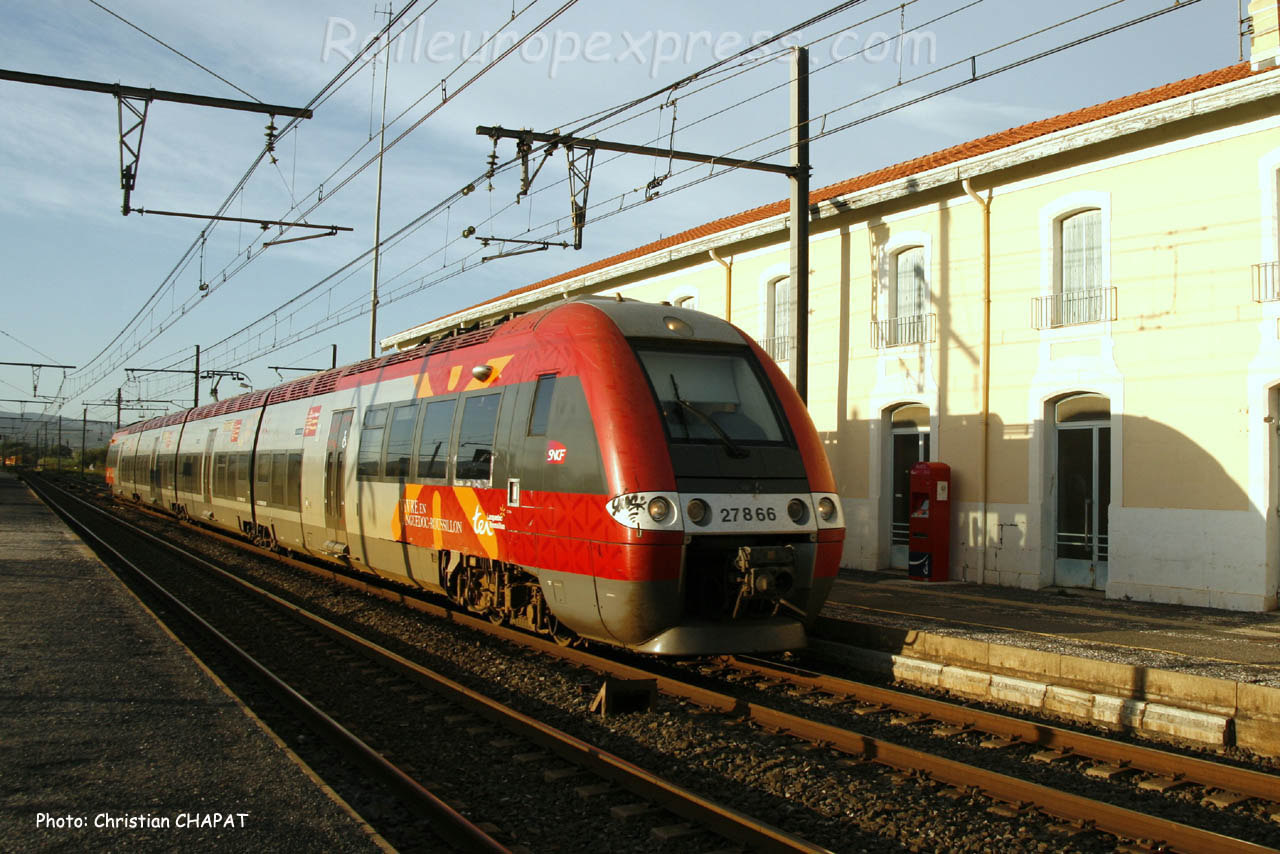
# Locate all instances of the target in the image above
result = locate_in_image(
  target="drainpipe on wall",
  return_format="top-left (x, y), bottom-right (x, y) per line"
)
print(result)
top-left (962, 177), bottom-right (993, 582)
top-left (709, 248), bottom-right (732, 322)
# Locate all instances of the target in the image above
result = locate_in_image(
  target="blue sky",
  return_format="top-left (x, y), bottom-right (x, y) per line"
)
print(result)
top-left (0, 0), bottom-right (1245, 429)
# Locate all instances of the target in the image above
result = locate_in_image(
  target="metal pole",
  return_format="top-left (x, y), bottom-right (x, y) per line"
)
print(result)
top-left (81, 408), bottom-right (87, 476)
top-left (788, 47), bottom-right (811, 404)
top-left (370, 10), bottom-right (391, 359)
top-left (332, 344), bottom-right (338, 370)
top-left (193, 344), bottom-right (200, 409)
top-left (57, 415), bottom-right (62, 472)
top-left (474, 126), bottom-right (794, 176)
top-left (116, 387), bottom-right (122, 429)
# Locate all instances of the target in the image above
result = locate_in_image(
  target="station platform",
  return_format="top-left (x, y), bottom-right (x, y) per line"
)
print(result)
top-left (815, 568), bottom-right (1280, 755)
top-left (0, 472), bottom-right (387, 853)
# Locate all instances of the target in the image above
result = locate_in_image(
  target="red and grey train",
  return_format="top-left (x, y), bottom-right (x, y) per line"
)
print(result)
top-left (107, 297), bottom-right (845, 655)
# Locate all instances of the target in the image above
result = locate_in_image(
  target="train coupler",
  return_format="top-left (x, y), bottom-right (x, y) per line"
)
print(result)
top-left (730, 545), bottom-right (795, 619)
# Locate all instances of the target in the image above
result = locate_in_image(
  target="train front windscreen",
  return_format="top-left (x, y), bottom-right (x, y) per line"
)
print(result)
top-left (635, 346), bottom-right (790, 455)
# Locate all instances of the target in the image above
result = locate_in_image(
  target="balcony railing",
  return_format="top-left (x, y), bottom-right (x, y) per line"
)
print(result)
top-left (1254, 261), bottom-right (1280, 303)
top-left (1031, 286), bottom-right (1116, 330)
top-left (760, 334), bottom-right (793, 362)
top-left (871, 313), bottom-right (936, 349)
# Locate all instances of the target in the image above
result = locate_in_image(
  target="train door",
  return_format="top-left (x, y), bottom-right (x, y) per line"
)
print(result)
top-left (323, 410), bottom-right (354, 541)
top-left (148, 437), bottom-right (161, 503)
top-left (1053, 394), bottom-right (1111, 590)
top-left (202, 429), bottom-right (217, 503)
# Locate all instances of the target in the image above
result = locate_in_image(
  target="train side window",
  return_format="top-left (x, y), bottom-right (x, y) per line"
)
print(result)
top-left (213, 453), bottom-right (229, 498)
top-left (358, 406), bottom-right (389, 478)
top-left (286, 452), bottom-right (303, 510)
top-left (271, 452), bottom-right (288, 506)
top-left (416, 398), bottom-right (456, 480)
top-left (527, 375), bottom-right (557, 436)
top-left (455, 392), bottom-right (501, 483)
top-left (384, 402), bottom-right (419, 478)
top-left (256, 453), bottom-right (272, 490)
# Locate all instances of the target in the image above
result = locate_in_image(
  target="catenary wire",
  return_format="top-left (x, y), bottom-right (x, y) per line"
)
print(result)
top-left (86, 0), bottom-right (262, 102)
top-left (64, 0), bottom-right (427, 397)
top-left (130, 0), bottom-right (1199, 399)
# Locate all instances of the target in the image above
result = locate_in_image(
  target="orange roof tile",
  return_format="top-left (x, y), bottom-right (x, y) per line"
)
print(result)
top-left (447, 62), bottom-right (1273, 320)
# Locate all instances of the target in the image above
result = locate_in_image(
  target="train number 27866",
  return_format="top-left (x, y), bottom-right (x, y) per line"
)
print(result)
top-left (720, 506), bottom-right (778, 523)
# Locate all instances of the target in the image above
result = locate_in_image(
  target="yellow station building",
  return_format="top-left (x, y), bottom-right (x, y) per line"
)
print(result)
top-left (387, 3), bottom-right (1280, 612)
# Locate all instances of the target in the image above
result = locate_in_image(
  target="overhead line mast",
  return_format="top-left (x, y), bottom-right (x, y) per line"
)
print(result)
top-left (470, 48), bottom-right (812, 402)
top-left (0, 69), bottom-right (334, 227)
top-left (0, 69), bottom-right (311, 117)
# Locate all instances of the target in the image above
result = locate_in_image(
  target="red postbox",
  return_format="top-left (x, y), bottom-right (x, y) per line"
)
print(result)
top-left (907, 461), bottom-right (951, 582)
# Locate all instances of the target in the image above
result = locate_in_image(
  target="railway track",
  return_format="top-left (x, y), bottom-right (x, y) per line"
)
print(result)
top-left (40, 474), bottom-right (1280, 853)
top-left (720, 654), bottom-right (1280, 808)
top-left (28, 474), bottom-right (835, 854)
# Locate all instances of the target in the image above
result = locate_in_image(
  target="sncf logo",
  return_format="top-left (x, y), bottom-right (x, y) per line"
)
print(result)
top-left (546, 440), bottom-right (567, 464)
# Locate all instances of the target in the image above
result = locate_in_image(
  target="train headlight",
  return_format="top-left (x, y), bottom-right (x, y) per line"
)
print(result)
top-left (647, 496), bottom-right (672, 523)
top-left (787, 498), bottom-right (808, 524)
top-left (663, 316), bottom-right (694, 337)
top-left (817, 497), bottom-right (837, 522)
top-left (686, 498), bottom-right (709, 525)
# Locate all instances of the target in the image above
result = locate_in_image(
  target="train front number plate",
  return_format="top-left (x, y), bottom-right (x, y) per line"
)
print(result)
top-left (719, 506), bottom-right (778, 523)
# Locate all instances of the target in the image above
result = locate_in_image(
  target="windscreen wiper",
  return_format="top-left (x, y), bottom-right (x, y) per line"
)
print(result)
top-left (669, 374), bottom-right (749, 459)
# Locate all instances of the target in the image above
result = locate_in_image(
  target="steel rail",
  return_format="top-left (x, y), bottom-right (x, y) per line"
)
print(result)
top-left (86, 483), bottom-right (1280, 854)
top-left (725, 654), bottom-right (1280, 805)
top-left (39, 477), bottom-right (835, 854)
top-left (26, 477), bottom-right (509, 854)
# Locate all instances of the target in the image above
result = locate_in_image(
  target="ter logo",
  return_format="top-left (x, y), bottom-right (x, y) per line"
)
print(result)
top-left (546, 440), bottom-right (567, 464)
